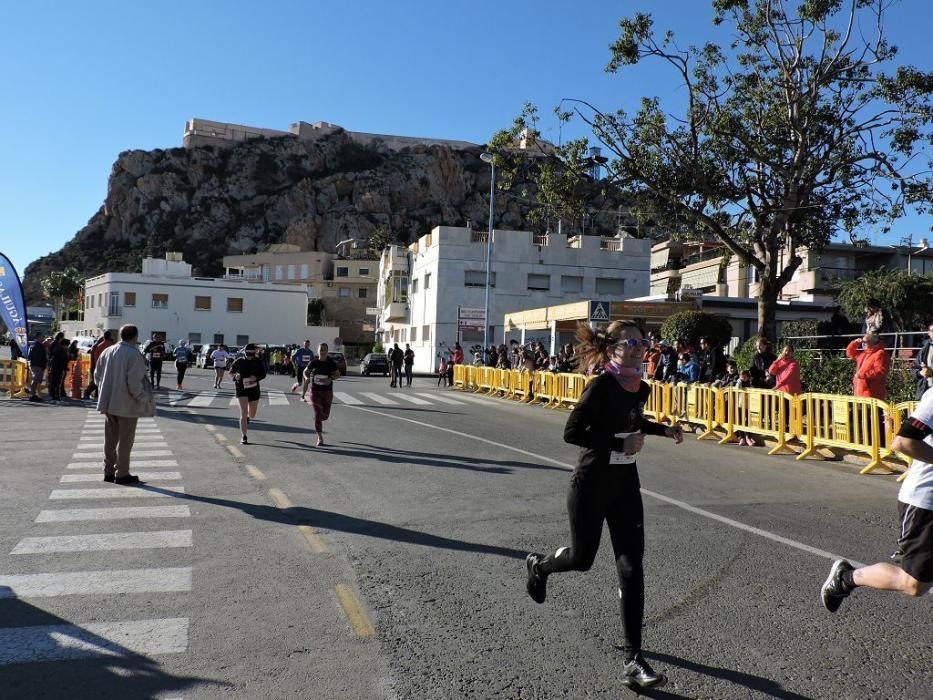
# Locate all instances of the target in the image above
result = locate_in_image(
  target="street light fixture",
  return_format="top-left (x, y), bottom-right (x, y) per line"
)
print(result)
top-left (480, 152), bottom-right (495, 352)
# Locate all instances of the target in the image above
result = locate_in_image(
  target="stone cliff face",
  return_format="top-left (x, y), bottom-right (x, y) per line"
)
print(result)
top-left (22, 130), bottom-right (535, 302)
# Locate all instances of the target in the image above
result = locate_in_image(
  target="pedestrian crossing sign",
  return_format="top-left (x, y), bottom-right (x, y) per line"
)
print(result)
top-left (589, 301), bottom-right (610, 322)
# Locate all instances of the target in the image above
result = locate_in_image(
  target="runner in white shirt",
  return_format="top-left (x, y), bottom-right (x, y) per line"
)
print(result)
top-left (211, 345), bottom-right (230, 389)
top-left (821, 388), bottom-right (933, 610)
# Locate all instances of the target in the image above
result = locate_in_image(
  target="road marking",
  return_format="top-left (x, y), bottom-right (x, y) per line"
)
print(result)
top-left (341, 404), bottom-right (869, 567)
top-left (168, 392), bottom-right (184, 405)
top-left (49, 487), bottom-right (186, 500)
top-left (84, 418), bottom-right (157, 424)
top-left (61, 472), bottom-right (181, 483)
top-left (415, 393), bottom-right (466, 405)
top-left (188, 392), bottom-right (217, 407)
top-left (359, 392), bottom-right (399, 406)
top-left (67, 459), bottom-right (178, 469)
top-left (333, 392), bottom-right (363, 405)
top-left (72, 450), bottom-right (172, 459)
top-left (392, 394), bottom-right (431, 406)
top-left (334, 584), bottom-right (375, 637)
top-left (228, 396), bottom-right (240, 406)
top-left (0, 618), bottom-right (189, 664)
top-left (268, 488), bottom-right (294, 509)
top-left (36, 505), bottom-right (191, 522)
top-left (204, 424), bottom-right (217, 432)
top-left (244, 465), bottom-right (266, 481)
top-left (297, 525), bottom-right (326, 553)
top-left (0, 567), bottom-right (192, 597)
top-left (214, 433), bottom-right (228, 443)
top-left (11, 530), bottom-right (193, 555)
top-left (75, 442), bottom-right (169, 449)
top-left (226, 444), bottom-right (243, 459)
top-left (268, 391), bottom-right (288, 405)
top-left (446, 392), bottom-right (494, 404)
top-left (81, 429), bottom-right (162, 436)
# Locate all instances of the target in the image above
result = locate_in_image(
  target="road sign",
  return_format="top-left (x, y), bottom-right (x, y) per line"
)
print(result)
top-left (589, 301), bottom-right (610, 322)
top-left (458, 307), bottom-right (486, 320)
top-left (365, 306), bottom-right (380, 315)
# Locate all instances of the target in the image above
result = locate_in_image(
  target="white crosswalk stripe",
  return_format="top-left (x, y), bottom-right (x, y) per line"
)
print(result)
top-left (0, 567), bottom-right (192, 598)
top-left (49, 487), bottom-right (186, 500)
top-left (393, 393), bottom-right (432, 406)
top-left (61, 472), bottom-right (181, 483)
top-left (268, 390), bottom-right (289, 405)
top-left (168, 392), bottom-right (184, 405)
top-left (11, 530), bottom-right (193, 555)
top-left (76, 441), bottom-right (169, 449)
top-left (0, 618), bottom-right (189, 664)
top-left (333, 392), bottom-right (363, 405)
top-left (359, 392), bottom-right (399, 405)
top-left (72, 449), bottom-right (172, 459)
top-left (80, 429), bottom-right (163, 436)
top-left (187, 392), bottom-right (217, 407)
top-left (415, 392), bottom-right (466, 405)
top-left (35, 505), bottom-right (191, 523)
top-left (67, 459), bottom-right (178, 469)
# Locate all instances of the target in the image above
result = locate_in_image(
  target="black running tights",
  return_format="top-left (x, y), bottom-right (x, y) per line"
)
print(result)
top-left (537, 468), bottom-right (646, 656)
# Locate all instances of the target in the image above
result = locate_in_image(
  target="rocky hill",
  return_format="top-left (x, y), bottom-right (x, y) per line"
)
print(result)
top-left (23, 127), bottom-right (634, 303)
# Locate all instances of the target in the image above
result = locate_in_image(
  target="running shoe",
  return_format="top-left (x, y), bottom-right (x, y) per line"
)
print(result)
top-left (821, 559), bottom-right (854, 612)
top-left (241, 435), bottom-right (249, 445)
top-left (622, 653), bottom-right (667, 689)
top-left (525, 553), bottom-right (547, 604)
top-left (114, 475), bottom-right (142, 485)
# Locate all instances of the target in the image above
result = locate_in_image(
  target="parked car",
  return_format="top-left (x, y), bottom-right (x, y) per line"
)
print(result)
top-left (196, 344), bottom-right (221, 368)
top-left (360, 353), bottom-right (389, 376)
top-left (328, 351), bottom-right (348, 376)
top-left (74, 337), bottom-right (96, 354)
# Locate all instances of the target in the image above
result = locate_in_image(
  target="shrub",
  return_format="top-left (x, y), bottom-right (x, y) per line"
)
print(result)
top-left (730, 337), bottom-right (758, 371)
top-left (660, 311), bottom-right (732, 349)
top-left (372, 341), bottom-right (384, 353)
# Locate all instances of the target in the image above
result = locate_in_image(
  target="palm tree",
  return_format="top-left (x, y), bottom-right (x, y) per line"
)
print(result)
top-left (40, 267), bottom-right (83, 326)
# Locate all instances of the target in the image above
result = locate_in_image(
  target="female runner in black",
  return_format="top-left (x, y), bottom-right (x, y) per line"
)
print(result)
top-left (525, 320), bottom-right (683, 690)
top-left (303, 342), bottom-right (340, 446)
top-left (230, 344), bottom-right (266, 445)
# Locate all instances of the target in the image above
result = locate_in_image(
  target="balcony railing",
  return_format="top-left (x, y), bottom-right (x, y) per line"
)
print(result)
top-left (533, 234), bottom-right (549, 247)
top-left (471, 231), bottom-right (489, 243)
top-left (600, 237), bottom-right (622, 251)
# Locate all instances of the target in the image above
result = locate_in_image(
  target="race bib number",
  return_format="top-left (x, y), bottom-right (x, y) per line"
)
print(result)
top-left (151, 353), bottom-right (161, 359)
top-left (242, 377), bottom-right (258, 389)
top-left (609, 432), bottom-right (637, 465)
top-left (312, 374), bottom-right (332, 387)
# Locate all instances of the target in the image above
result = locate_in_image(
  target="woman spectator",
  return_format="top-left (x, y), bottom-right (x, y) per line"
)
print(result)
top-left (845, 333), bottom-right (890, 400)
top-left (750, 337), bottom-right (777, 389)
top-left (768, 345), bottom-right (802, 395)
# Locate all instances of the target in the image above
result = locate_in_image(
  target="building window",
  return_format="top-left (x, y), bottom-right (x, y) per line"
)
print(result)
top-left (188, 332), bottom-right (201, 344)
top-left (88, 295), bottom-right (94, 309)
top-left (227, 297), bottom-right (243, 313)
top-left (236, 334), bottom-right (249, 346)
top-left (561, 275), bottom-right (583, 293)
top-left (300, 263), bottom-right (309, 279)
top-left (338, 287), bottom-right (351, 297)
top-left (108, 293), bottom-right (120, 317)
top-left (401, 328), bottom-right (407, 342)
top-left (412, 278), bottom-right (419, 294)
top-left (336, 267), bottom-right (349, 277)
top-left (359, 267), bottom-right (370, 276)
top-left (151, 293), bottom-right (169, 309)
top-left (422, 325), bottom-right (430, 342)
top-left (464, 270), bottom-right (495, 287)
top-left (595, 277), bottom-right (625, 295)
top-left (213, 334), bottom-right (224, 345)
top-left (411, 326), bottom-right (418, 342)
top-left (527, 273), bottom-right (550, 291)
top-left (124, 292), bottom-right (136, 307)
top-left (194, 295), bottom-right (211, 311)
top-left (357, 287), bottom-right (368, 299)
top-left (287, 265), bottom-right (296, 280)
top-left (424, 273), bottom-right (431, 289)
top-left (275, 265), bottom-right (284, 280)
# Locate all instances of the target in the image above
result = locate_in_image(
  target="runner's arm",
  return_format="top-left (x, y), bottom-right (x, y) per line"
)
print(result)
top-left (892, 417), bottom-right (933, 462)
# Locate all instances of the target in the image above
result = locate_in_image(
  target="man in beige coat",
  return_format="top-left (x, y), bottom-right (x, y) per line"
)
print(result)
top-left (94, 324), bottom-right (155, 484)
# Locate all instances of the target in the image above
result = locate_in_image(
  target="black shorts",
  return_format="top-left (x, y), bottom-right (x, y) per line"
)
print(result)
top-left (896, 501), bottom-right (933, 583)
top-left (235, 387), bottom-right (261, 402)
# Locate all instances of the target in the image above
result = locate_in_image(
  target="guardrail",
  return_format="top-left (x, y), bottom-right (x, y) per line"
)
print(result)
top-left (451, 365), bottom-right (919, 476)
top-left (2, 355), bottom-right (92, 400)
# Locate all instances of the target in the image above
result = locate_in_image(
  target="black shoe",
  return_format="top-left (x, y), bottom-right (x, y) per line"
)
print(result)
top-left (821, 559), bottom-right (854, 613)
top-left (103, 474), bottom-right (115, 483)
top-left (114, 474), bottom-right (142, 485)
top-left (525, 553), bottom-right (547, 604)
top-left (622, 652), bottom-right (667, 690)
top-left (28, 395), bottom-right (41, 402)
top-left (241, 435), bottom-right (249, 445)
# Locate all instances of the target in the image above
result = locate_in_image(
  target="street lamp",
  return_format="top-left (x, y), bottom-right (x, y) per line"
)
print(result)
top-left (480, 152), bottom-right (495, 352)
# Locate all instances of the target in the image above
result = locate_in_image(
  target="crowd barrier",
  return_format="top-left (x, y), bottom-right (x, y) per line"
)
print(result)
top-left (452, 364), bottom-right (919, 477)
top-left (2, 354), bottom-right (92, 399)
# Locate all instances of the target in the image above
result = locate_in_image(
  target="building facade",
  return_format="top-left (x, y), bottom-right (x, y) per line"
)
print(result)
top-left (377, 226), bottom-right (651, 373)
top-left (63, 253), bottom-right (338, 348)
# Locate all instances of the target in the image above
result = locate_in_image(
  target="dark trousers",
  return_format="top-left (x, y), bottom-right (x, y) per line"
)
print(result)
top-left (176, 362), bottom-right (188, 387)
top-left (391, 365), bottom-right (402, 386)
top-left (48, 367), bottom-right (64, 400)
top-left (310, 390), bottom-right (333, 433)
top-left (537, 468), bottom-right (646, 656)
top-left (103, 414), bottom-right (138, 478)
top-left (149, 361), bottom-right (162, 388)
top-left (404, 364), bottom-right (413, 386)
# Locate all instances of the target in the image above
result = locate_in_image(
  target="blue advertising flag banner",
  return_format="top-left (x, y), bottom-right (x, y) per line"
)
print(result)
top-left (0, 253), bottom-right (29, 356)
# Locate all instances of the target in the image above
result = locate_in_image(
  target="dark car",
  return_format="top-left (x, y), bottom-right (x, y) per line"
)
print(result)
top-left (328, 351), bottom-right (348, 376)
top-left (360, 352), bottom-right (389, 376)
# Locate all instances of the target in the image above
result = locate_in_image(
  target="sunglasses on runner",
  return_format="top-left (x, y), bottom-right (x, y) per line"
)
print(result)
top-left (614, 338), bottom-right (650, 349)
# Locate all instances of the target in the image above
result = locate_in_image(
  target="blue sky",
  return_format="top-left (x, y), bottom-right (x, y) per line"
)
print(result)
top-left (1, 0), bottom-right (930, 278)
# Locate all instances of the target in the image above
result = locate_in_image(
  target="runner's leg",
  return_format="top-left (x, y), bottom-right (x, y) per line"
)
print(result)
top-left (237, 396), bottom-right (249, 438)
top-left (605, 484), bottom-right (646, 659)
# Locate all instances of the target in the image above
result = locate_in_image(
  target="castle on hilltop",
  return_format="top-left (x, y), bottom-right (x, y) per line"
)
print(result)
top-left (183, 118), bottom-right (479, 152)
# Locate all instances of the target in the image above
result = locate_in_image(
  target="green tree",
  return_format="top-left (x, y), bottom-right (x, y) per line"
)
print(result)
top-left (660, 310), bottom-right (733, 348)
top-left (367, 225), bottom-right (397, 257)
top-left (40, 267), bottom-right (83, 324)
top-left (506, 0), bottom-right (933, 339)
top-left (836, 268), bottom-right (933, 331)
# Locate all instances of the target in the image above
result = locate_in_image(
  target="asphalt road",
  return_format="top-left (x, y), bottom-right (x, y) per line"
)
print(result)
top-left (0, 365), bottom-right (930, 699)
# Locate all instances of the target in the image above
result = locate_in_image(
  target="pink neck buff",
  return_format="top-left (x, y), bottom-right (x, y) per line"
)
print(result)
top-left (604, 361), bottom-right (642, 392)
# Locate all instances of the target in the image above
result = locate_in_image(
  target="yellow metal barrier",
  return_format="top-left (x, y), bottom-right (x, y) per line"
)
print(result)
top-left (890, 400), bottom-right (919, 483)
top-left (475, 366), bottom-right (494, 394)
top-left (684, 384), bottom-right (719, 440)
top-left (531, 372), bottom-right (556, 406)
top-left (719, 387), bottom-right (797, 455)
top-left (797, 393), bottom-right (887, 474)
top-left (453, 364), bottom-right (467, 389)
top-left (0, 359), bottom-right (19, 396)
top-left (643, 380), bottom-right (671, 424)
top-left (510, 370), bottom-right (530, 402)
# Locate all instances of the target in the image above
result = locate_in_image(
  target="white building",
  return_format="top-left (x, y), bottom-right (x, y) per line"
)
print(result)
top-left (63, 253), bottom-right (339, 348)
top-left (377, 226), bottom-right (651, 373)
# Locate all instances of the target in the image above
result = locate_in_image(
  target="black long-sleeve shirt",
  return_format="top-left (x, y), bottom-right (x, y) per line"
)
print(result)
top-left (564, 373), bottom-right (668, 475)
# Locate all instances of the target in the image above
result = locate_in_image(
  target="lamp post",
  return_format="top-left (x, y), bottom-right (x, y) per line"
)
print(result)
top-left (480, 152), bottom-right (495, 352)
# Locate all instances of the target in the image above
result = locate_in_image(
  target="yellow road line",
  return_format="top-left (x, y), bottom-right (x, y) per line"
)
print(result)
top-left (244, 464), bottom-right (266, 481)
top-left (204, 424), bottom-right (216, 432)
top-left (268, 488), bottom-right (293, 509)
top-left (226, 444), bottom-right (244, 459)
top-left (297, 524), bottom-right (326, 553)
top-left (334, 584), bottom-right (375, 637)
top-left (214, 433), bottom-right (227, 443)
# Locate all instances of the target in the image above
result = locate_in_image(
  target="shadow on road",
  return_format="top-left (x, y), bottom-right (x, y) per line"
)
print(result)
top-left (339, 441), bottom-right (567, 473)
top-left (0, 586), bottom-right (220, 699)
top-left (140, 486), bottom-right (528, 560)
top-left (272, 441), bottom-right (511, 474)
